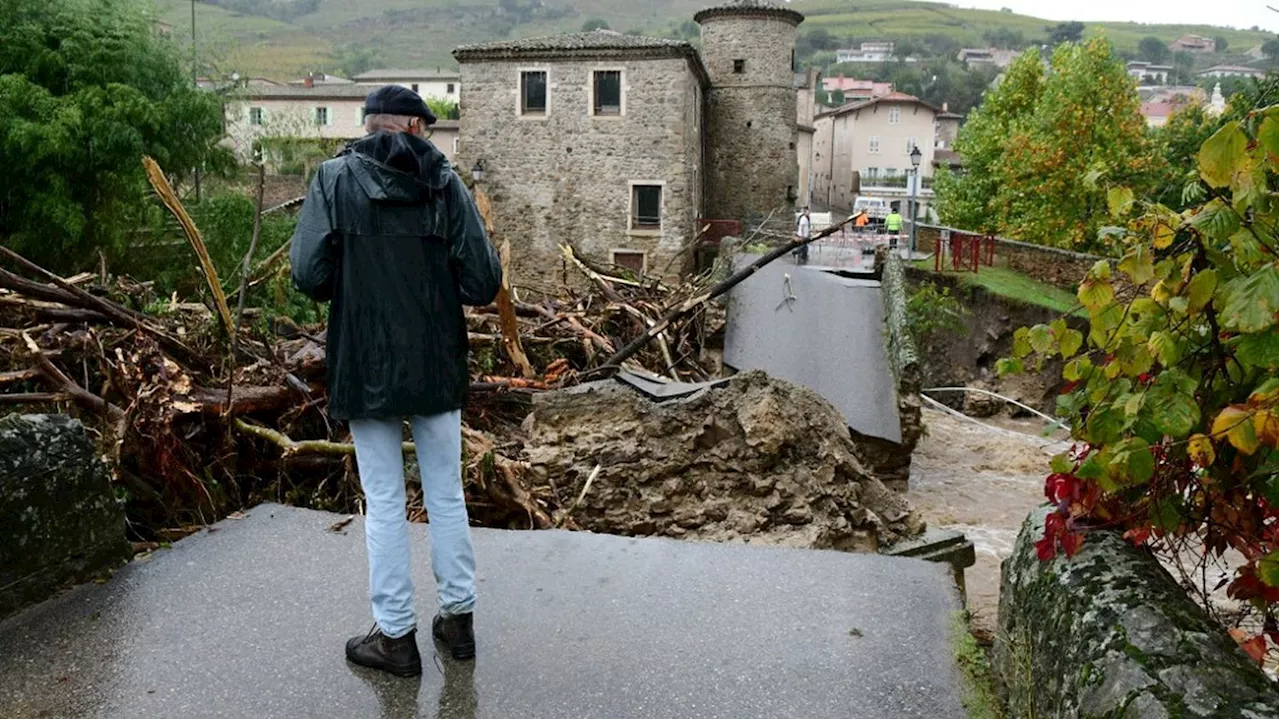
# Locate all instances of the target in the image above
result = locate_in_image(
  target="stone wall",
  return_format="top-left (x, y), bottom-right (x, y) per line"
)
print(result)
top-left (862, 248), bottom-right (923, 491)
top-left (699, 13), bottom-right (799, 221)
top-left (0, 414), bottom-right (130, 617)
top-left (456, 55), bottom-right (703, 287)
top-left (913, 223), bottom-right (1103, 290)
top-left (996, 507), bottom-right (1278, 718)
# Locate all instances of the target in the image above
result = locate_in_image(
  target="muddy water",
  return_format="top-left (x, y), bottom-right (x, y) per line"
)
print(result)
top-left (907, 407), bottom-right (1069, 639)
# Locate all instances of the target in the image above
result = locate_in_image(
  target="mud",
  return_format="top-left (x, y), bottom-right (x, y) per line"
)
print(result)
top-left (521, 371), bottom-right (924, 551)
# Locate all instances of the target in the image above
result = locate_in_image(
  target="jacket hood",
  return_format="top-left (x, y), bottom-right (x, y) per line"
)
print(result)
top-left (344, 131), bottom-right (451, 202)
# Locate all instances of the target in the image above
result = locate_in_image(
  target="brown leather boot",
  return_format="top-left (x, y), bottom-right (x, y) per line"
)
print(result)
top-left (432, 613), bottom-right (476, 661)
top-left (345, 625), bottom-right (422, 677)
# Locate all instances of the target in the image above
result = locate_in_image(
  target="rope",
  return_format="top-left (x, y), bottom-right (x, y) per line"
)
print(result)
top-left (923, 386), bottom-right (1063, 427)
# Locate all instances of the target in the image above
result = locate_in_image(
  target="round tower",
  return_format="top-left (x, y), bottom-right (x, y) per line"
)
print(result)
top-left (695, 0), bottom-right (804, 222)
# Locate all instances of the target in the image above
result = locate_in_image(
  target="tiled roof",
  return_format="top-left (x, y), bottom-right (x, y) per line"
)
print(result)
top-left (352, 68), bottom-right (460, 81)
top-left (817, 91), bottom-right (943, 119)
top-left (238, 85), bottom-right (373, 100)
top-left (454, 29), bottom-right (694, 60)
top-left (693, 0), bottom-right (804, 25)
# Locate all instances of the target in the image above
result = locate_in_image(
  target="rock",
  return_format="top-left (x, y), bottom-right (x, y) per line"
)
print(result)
top-left (995, 506), bottom-right (1278, 718)
top-left (962, 383), bottom-right (1004, 418)
top-left (0, 414), bottom-right (131, 617)
top-left (523, 371), bottom-right (920, 549)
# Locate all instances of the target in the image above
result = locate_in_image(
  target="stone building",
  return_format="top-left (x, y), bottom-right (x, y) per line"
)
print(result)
top-left (453, 0), bottom-right (804, 285)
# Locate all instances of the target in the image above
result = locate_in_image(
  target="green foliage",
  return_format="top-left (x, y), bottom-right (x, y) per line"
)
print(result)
top-left (0, 0), bottom-right (229, 274)
top-left (1046, 21), bottom-right (1084, 44)
top-left (906, 280), bottom-right (969, 340)
top-left (1263, 39), bottom-right (1278, 60)
top-left (426, 98), bottom-right (460, 121)
top-left (328, 43), bottom-right (383, 78)
top-left (937, 39), bottom-right (1153, 252)
top-left (1011, 104), bottom-right (1279, 643)
top-left (1138, 36), bottom-right (1170, 64)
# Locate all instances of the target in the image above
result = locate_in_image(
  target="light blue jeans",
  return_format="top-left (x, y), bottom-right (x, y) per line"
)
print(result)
top-left (349, 411), bottom-right (475, 639)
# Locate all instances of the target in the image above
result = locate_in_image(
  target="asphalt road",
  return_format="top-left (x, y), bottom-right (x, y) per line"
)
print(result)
top-left (0, 505), bottom-right (965, 719)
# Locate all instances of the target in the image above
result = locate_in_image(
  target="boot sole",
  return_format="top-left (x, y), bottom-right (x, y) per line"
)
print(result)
top-left (345, 652), bottom-right (423, 677)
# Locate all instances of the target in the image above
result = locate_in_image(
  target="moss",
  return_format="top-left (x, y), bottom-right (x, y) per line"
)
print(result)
top-left (951, 611), bottom-right (1007, 719)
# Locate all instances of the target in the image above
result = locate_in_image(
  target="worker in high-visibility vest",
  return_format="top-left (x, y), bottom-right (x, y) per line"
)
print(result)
top-left (884, 209), bottom-right (903, 234)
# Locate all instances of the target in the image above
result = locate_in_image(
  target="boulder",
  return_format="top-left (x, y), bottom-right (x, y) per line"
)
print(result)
top-left (0, 414), bottom-right (130, 617)
top-left (995, 506), bottom-right (1277, 718)
top-left (521, 371), bottom-right (923, 550)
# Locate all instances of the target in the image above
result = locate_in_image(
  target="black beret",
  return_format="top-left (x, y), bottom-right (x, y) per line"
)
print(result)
top-left (363, 85), bottom-right (437, 126)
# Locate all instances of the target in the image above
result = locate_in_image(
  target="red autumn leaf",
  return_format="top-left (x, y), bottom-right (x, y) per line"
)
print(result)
top-left (1060, 529), bottom-right (1085, 557)
top-left (1123, 526), bottom-right (1152, 545)
top-left (1035, 533), bottom-right (1056, 561)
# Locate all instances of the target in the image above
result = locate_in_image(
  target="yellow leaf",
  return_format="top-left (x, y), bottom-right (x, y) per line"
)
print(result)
top-left (1151, 279), bottom-right (1172, 304)
top-left (1254, 410), bottom-right (1278, 448)
top-left (1211, 405), bottom-right (1261, 455)
top-left (1153, 223), bottom-right (1176, 249)
top-left (1188, 434), bottom-right (1215, 466)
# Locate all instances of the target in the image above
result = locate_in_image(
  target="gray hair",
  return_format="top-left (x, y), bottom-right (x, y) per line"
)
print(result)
top-left (364, 113), bottom-right (419, 134)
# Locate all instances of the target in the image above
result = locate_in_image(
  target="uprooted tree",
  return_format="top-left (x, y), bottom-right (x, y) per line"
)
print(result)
top-left (1001, 104), bottom-right (1279, 661)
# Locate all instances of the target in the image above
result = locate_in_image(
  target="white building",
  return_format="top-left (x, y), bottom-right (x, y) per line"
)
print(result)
top-left (1126, 61), bottom-right (1172, 85)
top-left (351, 68), bottom-right (461, 102)
top-left (1196, 65), bottom-right (1267, 79)
top-left (224, 84), bottom-right (459, 165)
top-left (836, 41), bottom-right (896, 64)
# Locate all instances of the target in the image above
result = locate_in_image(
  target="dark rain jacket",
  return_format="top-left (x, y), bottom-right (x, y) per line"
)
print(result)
top-left (289, 131), bottom-right (502, 421)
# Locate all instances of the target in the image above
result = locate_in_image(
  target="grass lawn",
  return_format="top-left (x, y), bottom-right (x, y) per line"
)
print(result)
top-left (915, 260), bottom-right (1084, 316)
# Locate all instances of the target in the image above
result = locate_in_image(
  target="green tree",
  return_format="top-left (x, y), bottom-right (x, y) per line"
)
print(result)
top-left (0, 0), bottom-right (228, 273)
top-left (1171, 50), bottom-right (1196, 84)
top-left (426, 98), bottom-right (460, 121)
top-left (933, 49), bottom-right (1045, 234)
top-left (1214, 35), bottom-right (1229, 53)
top-left (937, 40), bottom-right (1152, 251)
top-left (1263, 38), bottom-right (1279, 60)
top-left (1047, 21), bottom-right (1085, 44)
top-left (1138, 36), bottom-right (1170, 64)
top-left (330, 43), bottom-right (383, 78)
top-left (984, 27), bottom-right (1025, 50)
top-left (581, 18), bottom-right (610, 32)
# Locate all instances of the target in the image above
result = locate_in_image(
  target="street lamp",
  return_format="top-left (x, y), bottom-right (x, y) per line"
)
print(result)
top-left (471, 159), bottom-right (485, 184)
top-left (908, 144), bottom-right (922, 257)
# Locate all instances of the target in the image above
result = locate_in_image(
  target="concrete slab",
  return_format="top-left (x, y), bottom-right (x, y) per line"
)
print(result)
top-left (0, 505), bottom-right (966, 719)
top-left (724, 254), bottom-right (903, 442)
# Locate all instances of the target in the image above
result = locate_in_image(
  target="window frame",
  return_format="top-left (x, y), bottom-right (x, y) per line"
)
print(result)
top-left (590, 68), bottom-right (625, 117)
top-left (868, 135), bottom-right (881, 154)
top-left (248, 106), bottom-right (264, 126)
top-left (628, 181), bottom-right (664, 234)
top-left (518, 68), bottom-right (549, 118)
top-left (610, 249), bottom-right (647, 275)
top-left (411, 83), bottom-right (420, 93)
top-left (733, 59), bottom-right (745, 74)
top-left (314, 106), bottom-right (329, 126)
top-left (906, 136), bottom-right (917, 155)
top-left (446, 82), bottom-right (456, 94)
top-left (888, 106), bottom-right (901, 125)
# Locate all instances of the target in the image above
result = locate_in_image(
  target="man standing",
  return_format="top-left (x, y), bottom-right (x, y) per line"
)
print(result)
top-left (794, 206), bottom-right (812, 264)
top-left (290, 86), bottom-right (502, 675)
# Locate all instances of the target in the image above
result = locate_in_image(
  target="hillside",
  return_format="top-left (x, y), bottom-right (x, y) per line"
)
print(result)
top-left (156, 0), bottom-right (1277, 80)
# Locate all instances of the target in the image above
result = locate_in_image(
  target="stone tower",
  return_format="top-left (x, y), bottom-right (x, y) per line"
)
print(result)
top-left (695, 0), bottom-right (803, 222)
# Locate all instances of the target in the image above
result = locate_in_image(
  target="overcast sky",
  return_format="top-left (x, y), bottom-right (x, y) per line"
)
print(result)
top-left (949, 0), bottom-right (1280, 32)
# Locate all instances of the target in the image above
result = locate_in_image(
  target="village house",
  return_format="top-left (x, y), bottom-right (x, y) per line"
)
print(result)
top-left (351, 68), bottom-right (461, 101)
top-left (1126, 61), bottom-right (1172, 85)
top-left (820, 75), bottom-right (894, 103)
top-left (956, 48), bottom-right (1020, 69)
top-left (223, 81), bottom-right (459, 166)
top-left (836, 41), bottom-right (897, 64)
top-left (811, 92), bottom-right (940, 215)
top-left (452, 0), bottom-right (805, 284)
top-left (1196, 65), bottom-right (1267, 79)
top-left (935, 104), bottom-right (963, 149)
top-left (1171, 34), bottom-right (1216, 53)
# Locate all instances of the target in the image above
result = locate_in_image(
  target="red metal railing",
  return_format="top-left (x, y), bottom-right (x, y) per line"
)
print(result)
top-left (934, 230), bottom-right (996, 273)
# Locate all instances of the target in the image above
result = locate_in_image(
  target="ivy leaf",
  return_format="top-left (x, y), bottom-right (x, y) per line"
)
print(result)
top-left (1211, 405), bottom-right (1260, 455)
top-left (1012, 327), bottom-right (1032, 358)
top-left (1146, 370), bottom-right (1200, 439)
top-left (1075, 453), bottom-right (1105, 481)
top-left (1079, 276), bottom-right (1114, 311)
top-left (1107, 186), bottom-right (1134, 218)
top-left (1059, 329), bottom-right (1083, 358)
top-left (1028, 324), bottom-right (1054, 354)
top-left (1188, 433), bottom-right (1215, 466)
top-left (1109, 438), bottom-right (1154, 486)
top-left (1233, 330), bottom-right (1279, 370)
top-left (1117, 245), bottom-right (1155, 285)
top-left (1185, 269), bottom-right (1218, 314)
top-left (1198, 122), bottom-right (1247, 189)
top-left (1258, 114), bottom-right (1278, 172)
top-left (1260, 551), bottom-right (1279, 589)
top-left (997, 357), bottom-right (1024, 377)
top-left (1220, 266), bottom-right (1279, 333)
top-left (1050, 452), bottom-right (1074, 474)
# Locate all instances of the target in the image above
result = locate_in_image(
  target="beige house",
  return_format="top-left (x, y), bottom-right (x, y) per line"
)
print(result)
top-left (352, 69), bottom-right (461, 102)
top-left (811, 92), bottom-right (939, 213)
top-left (224, 84), bottom-right (458, 166)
